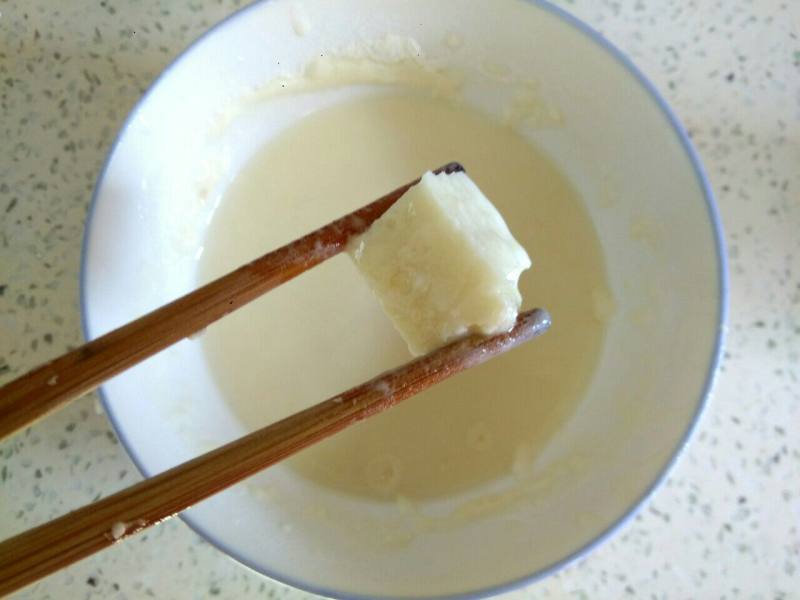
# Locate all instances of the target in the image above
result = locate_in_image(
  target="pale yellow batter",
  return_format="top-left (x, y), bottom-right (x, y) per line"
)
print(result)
top-left (200, 92), bottom-right (610, 501)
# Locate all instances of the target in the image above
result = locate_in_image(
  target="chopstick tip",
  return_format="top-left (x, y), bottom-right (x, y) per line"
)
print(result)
top-left (516, 308), bottom-right (552, 340)
top-left (438, 161), bottom-right (465, 175)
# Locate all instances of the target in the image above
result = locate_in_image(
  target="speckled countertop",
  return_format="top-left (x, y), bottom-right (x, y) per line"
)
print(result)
top-left (1, 1), bottom-right (798, 598)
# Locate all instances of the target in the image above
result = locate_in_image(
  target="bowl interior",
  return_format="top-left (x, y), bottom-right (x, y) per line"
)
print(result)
top-left (83, 0), bottom-right (724, 597)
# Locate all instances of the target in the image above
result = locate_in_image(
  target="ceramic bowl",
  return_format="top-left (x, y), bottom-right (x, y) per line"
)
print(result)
top-left (82, 0), bottom-right (726, 597)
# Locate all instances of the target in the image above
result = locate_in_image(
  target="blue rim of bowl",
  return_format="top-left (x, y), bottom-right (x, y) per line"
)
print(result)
top-left (80, 1), bottom-right (728, 598)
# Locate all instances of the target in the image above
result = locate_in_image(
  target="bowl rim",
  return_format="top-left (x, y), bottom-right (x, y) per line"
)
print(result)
top-left (80, 1), bottom-right (728, 598)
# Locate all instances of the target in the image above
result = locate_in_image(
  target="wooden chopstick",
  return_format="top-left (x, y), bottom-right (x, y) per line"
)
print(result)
top-left (0, 308), bottom-right (550, 596)
top-left (0, 162), bottom-right (464, 440)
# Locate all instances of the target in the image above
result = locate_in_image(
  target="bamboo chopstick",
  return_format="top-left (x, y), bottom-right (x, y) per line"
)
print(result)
top-left (0, 162), bottom-right (464, 440)
top-left (0, 308), bottom-right (550, 596)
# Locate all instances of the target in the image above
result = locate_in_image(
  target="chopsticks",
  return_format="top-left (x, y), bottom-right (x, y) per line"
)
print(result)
top-left (0, 161), bottom-right (552, 595)
top-left (0, 308), bottom-right (551, 595)
top-left (0, 162), bottom-right (465, 440)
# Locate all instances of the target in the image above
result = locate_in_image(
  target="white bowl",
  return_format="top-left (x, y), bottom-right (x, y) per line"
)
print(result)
top-left (81, 0), bottom-right (726, 597)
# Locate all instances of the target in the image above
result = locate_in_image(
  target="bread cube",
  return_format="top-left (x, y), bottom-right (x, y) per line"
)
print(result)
top-left (349, 170), bottom-right (531, 355)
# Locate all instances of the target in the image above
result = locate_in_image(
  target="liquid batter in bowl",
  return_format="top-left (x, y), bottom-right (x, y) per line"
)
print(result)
top-left (199, 91), bottom-right (611, 501)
